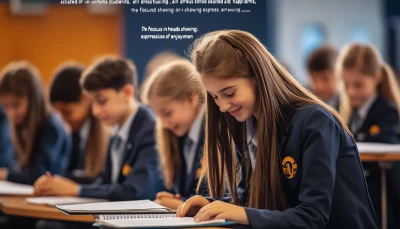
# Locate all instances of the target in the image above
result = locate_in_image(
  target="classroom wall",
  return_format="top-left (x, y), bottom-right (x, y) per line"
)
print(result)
top-left (0, 5), bottom-right (13, 68)
top-left (276, 0), bottom-right (385, 83)
top-left (0, 4), bottom-right (122, 85)
top-left (123, 2), bottom-right (272, 84)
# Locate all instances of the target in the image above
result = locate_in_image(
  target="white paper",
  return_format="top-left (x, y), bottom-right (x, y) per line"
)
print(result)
top-left (26, 197), bottom-right (108, 206)
top-left (96, 217), bottom-right (226, 228)
top-left (0, 180), bottom-right (33, 195)
top-left (357, 142), bottom-right (400, 153)
top-left (58, 199), bottom-right (167, 212)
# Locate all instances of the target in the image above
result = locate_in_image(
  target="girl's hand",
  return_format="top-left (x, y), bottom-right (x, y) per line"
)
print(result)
top-left (194, 200), bottom-right (249, 225)
top-left (176, 195), bottom-right (210, 217)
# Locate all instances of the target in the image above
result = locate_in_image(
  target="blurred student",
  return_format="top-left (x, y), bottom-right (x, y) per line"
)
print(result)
top-left (34, 56), bottom-right (163, 229)
top-left (142, 60), bottom-right (207, 210)
top-left (0, 61), bottom-right (70, 185)
top-left (0, 61), bottom-right (71, 229)
top-left (307, 45), bottom-right (341, 109)
top-left (34, 56), bottom-right (162, 201)
top-left (49, 62), bottom-right (110, 184)
top-left (338, 43), bottom-right (400, 228)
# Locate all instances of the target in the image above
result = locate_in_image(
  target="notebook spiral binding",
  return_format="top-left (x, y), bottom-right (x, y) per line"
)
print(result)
top-left (99, 213), bottom-right (176, 220)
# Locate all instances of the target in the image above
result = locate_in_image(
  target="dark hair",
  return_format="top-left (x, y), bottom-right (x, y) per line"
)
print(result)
top-left (50, 62), bottom-right (85, 103)
top-left (307, 45), bottom-right (338, 72)
top-left (81, 56), bottom-right (138, 93)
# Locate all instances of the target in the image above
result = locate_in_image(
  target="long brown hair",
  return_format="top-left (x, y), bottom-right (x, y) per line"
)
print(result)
top-left (0, 61), bottom-right (51, 167)
top-left (141, 59), bottom-right (205, 189)
top-left (84, 116), bottom-right (110, 178)
top-left (337, 43), bottom-right (400, 122)
top-left (190, 30), bottom-right (350, 210)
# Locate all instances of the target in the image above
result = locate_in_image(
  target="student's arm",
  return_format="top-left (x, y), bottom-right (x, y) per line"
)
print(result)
top-left (244, 108), bottom-right (340, 229)
top-left (7, 118), bottom-right (71, 185)
top-left (367, 104), bottom-right (400, 143)
top-left (78, 127), bottom-right (162, 201)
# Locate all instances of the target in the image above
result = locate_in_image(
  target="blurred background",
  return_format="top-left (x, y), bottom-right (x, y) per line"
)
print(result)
top-left (1, 0), bottom-right (398, 86)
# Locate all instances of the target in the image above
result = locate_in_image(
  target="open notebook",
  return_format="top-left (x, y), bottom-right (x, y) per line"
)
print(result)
top-left (56, 199), bottom-right (175, 215)
top-left (26, 197), bottom-right (108, 206)
top-left (0, 181), bottom-right (33, 195)
top-left (93, 214), bottom-right (235, 228)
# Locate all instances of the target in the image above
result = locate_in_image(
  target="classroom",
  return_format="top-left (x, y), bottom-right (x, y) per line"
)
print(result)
top-left (1, 0), bottom-right (400, 229)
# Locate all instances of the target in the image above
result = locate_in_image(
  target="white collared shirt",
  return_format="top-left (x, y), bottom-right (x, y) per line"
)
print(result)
top-left (183, 108), bottom-right (204, 174)
top-left (111, 109), bottom-right (138, 183)
top-left (246, 116), bottom-right (257, 169)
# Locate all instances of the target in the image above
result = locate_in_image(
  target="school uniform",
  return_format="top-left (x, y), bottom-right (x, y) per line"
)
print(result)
top-left (211, 105), bottom-right (378, 229)
top-left (0, 107), bottom-right (13, 168)
top-left (78, 104), bottom-right (162, 201)
top-left (348, 94), bottom-right (400, 228)
top-left (66, 119), bottom-right (94, 184)
top-left (174, 110), bottom-right (207, 199)
top-left (36, 105), bottom-right (162, 229)
top-left (6, 113), bottom-right (71, 185)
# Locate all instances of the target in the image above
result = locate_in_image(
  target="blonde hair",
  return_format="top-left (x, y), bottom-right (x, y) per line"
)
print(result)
top-left (190, 30), bottom-right (351, 210)
top-left (142, 59), bottom-right (205, 189)
top-left (0, 61), bottom-right (51, 167)
top-left (337, 43), bottom-right (400, 122)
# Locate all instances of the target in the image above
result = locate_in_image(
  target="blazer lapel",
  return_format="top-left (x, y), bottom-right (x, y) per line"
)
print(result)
top-left (117, 106), bottom-right (145, 182)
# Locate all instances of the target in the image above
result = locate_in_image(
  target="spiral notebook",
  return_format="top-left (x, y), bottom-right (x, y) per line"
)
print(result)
top-left (56, 199), bottom-right (174, 215)
top-left (93, 214), bottom-right (235, 228)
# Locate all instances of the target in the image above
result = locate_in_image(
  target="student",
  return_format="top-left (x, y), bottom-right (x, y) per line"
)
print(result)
top-left (0, 61), bottom-right (71, 185)
top-left (176, 30), bottom-right (378, 229)
top-left (0, 106), bottom-right (13, 168)
top-left (142, 60), bottom-right (206, 210)
top-left (34, 56), bottom-right (162, 202)
top-left (49, 62), bottom-right (110, 184)
top-left (338, 43), bottom-right (400, 228)
top-left (307, 45), bottom-right (341, 109)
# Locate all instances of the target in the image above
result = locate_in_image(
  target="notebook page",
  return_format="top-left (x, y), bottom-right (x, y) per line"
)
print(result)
top-left (0, 181), bottom-right (33, 195)
top-left (96, 217), bottom-right (226, 228)
top-left (58, 200), bottom-right (168, 212)
top-left (26, 197), bottom-right (107, 206)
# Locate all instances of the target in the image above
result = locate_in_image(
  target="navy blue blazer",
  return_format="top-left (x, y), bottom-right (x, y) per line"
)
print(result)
top-left (350, 95), bottom-right (400, 144)
top-left (212, 105), bottom-right (378, 229)
top-left (0, 107), bottom-right (13, 168)
top-left (79, 105), bottom-right (162, 201)
top-left (7, 113), bottom-right (71, 185)
top-left (349, 95), bottom-right (400, 227)
top-left (174, 121), bottom-right (208, 199)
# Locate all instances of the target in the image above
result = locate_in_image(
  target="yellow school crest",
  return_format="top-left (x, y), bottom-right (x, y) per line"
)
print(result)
top-left (122, 164), bottom-right (132, 176)
top-left (369, 125), bottom-right (380, 136)
top-left (196, 158), bottom-right (206, 177)
top-left (282, 156), bottom-right (297, 179)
